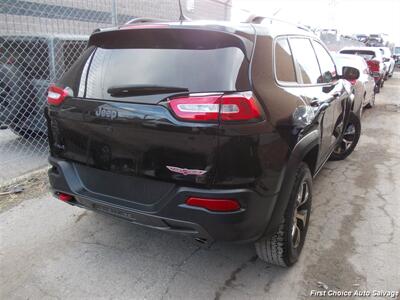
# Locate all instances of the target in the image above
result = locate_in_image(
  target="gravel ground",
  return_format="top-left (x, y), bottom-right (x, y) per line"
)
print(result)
top-left (1, 74), bottom-right (399, 300)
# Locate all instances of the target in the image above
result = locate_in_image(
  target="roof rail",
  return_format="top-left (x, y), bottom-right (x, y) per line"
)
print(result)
top-left (124, 17), bottom-right (168, 25)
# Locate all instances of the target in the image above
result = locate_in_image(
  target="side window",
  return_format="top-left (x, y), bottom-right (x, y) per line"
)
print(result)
top-left (275, 38), bottom-right (296, 83)
top-left (289, 38), bottom-right (321, 84)
top-left (312, 41), bottom-right (337, 83)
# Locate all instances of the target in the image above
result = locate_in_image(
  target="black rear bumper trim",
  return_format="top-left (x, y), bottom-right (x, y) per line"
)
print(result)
top-left (48, 156), bottom-right (278, 243)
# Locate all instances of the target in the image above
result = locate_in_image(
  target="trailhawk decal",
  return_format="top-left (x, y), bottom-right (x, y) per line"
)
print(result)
top-left (166, 166), bottom-right (207, 176)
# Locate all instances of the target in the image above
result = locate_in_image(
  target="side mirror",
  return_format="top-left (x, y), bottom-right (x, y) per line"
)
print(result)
top-left (383, 57), bottom-right (390, 62)
top-left (342, 66), bottom-right (360, 81)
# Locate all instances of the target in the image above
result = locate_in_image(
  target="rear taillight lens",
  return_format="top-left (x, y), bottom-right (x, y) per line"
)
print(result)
top-left (169, 95), bottom-right (221, 121)
top-left (47, 85), bottom-right (70, 106)
top-left (186, 197), bottom-right (241, 212)
top-left (220, 94), bottom-right (262, 121)
top-left (367, 60), bottom-right (380, 73)
top-left (168, 92), bottom-right (263, 122)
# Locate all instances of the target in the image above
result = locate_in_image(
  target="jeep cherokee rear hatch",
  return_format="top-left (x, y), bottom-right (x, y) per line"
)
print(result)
top-left (46, 26), bottom-right (255, 203)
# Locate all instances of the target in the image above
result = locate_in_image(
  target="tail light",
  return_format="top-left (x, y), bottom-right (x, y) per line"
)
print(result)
top-left (367, 60), bottom-right (380, 73)
top-left (186, 197), bottom-right (240, 212)
top-left (47, 85), bottom-right (70, 106)
top-left (168, 92), bottom-right (263, 122)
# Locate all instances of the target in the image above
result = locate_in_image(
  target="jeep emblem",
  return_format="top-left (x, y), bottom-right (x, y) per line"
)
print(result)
top-left (95, 106), bottom-right (118, 120)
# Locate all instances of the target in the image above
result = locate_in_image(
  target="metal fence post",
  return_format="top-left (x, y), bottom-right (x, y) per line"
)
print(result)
top-left (48, 37), bottom-right (57, 83)
top-left (111, 0), bottom-right (118, 25)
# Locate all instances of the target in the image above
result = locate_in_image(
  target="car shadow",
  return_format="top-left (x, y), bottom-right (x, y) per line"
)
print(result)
top-left (64, 209), bottom-right (296, 299)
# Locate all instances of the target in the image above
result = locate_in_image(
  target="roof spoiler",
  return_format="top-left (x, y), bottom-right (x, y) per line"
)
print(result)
top-left (245, 14), bottom-right (265, 24)
top-left (124, 17), bottom-right (169, 25)
top-left (91, 18), bottom-right (170, 34)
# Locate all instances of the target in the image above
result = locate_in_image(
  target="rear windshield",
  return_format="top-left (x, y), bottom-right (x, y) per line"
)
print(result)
top-left (64, 28), bottom-right (252, 101)
top-left (340, 50), bottom-right (375, 60)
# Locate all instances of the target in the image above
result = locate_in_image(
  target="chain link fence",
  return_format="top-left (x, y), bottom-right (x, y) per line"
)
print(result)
top-left (0, 0), bottom-right (232, 187)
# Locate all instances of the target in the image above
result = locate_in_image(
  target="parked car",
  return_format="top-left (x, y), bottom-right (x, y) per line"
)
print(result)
top-left (46, 18), bottom-right (361, 267)
top-left (355, 34), bottom-right (368, 43)
top-left (0, 34), bottom-right (87, 138)
top-left (332, 53), bottom-right (376, 114)
top-left (365, 38), bottom-right (382, 47)
top-left (379, 47), bottom-right (395, 78)
top-left (340, 47), bottom-right (386, 93)
top-left (394, 46), bottom-right (400, 66)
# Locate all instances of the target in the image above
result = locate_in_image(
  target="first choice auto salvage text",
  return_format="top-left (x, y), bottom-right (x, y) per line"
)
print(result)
top-left (310, 290), bottom-right (399, 298)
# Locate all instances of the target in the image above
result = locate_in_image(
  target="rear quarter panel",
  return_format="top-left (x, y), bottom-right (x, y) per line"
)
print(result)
top-left (215, 34), bottom-right (311, 195)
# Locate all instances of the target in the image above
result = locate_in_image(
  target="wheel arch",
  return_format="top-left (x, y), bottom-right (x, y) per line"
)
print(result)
top-left (302, 144), bottom-right (319, 176)
top-left (263, 129), bottom-right (320, 237)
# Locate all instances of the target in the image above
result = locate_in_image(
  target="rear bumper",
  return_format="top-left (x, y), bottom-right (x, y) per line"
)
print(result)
top-left (48, 156), bottom-right (278, 243)
top-left (372, 73), bottom-right (383, 83)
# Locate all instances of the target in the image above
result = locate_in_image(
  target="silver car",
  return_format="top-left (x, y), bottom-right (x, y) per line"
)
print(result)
top-left (379, 47), bottom-right (395, 78)
top-left (332, 53), bottom-right (376, 115)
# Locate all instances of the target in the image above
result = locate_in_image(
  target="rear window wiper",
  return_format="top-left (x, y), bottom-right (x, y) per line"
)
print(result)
top-left (107, 85), bottom-right (189, 97)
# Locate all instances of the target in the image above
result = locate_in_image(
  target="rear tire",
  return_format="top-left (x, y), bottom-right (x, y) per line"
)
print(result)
top-left (374, 83), bottom-right (380, 94)
top-left (255, 162), bottom-right (312, 267)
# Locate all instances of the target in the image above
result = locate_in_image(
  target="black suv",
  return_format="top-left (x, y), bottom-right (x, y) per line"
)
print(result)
top-left (46, 19), bottom-right (361, 267)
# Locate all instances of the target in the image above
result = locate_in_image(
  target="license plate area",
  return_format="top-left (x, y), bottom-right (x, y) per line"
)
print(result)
top-left (91, 202), bottom-right (168, 228)
top-left (93, 203), bottom-right (137, 221)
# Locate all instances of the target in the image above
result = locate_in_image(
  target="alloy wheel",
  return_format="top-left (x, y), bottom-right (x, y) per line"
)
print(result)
top-left (291, 181), bottom-right (310, 248)
top-left (333, 123), bottom-right (356, 155)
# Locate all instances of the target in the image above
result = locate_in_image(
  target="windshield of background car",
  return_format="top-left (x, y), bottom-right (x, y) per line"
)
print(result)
top-left (70, 28), bottom-right (252, 100)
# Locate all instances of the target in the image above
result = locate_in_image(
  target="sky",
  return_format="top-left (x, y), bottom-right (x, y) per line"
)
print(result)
top-left (231, 0), bottom-right (400, 45)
